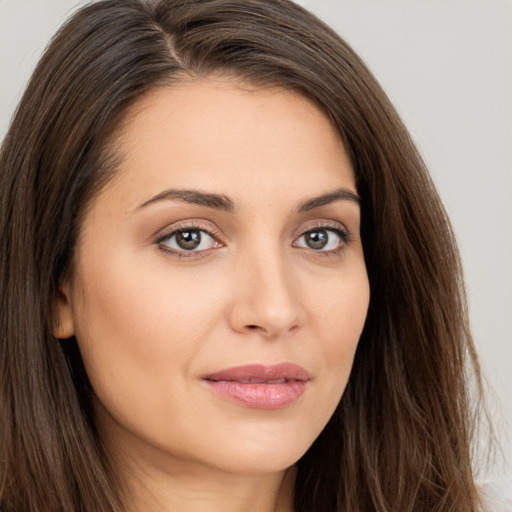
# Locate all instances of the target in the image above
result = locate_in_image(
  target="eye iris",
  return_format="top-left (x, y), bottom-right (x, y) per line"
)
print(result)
top-left (176, 230), bottom-right (201, 250)
top-left (305, 230), bottom-right (328, 249)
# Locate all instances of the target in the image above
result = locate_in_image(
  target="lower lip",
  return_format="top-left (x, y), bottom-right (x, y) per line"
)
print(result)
top-left (203, 380), bottom-right (308, 409)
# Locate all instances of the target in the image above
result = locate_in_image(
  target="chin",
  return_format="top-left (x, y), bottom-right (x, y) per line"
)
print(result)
top-left (188, 424), bottom-right (317, 476)
top-left (206, 446), bottom-right (307, 476)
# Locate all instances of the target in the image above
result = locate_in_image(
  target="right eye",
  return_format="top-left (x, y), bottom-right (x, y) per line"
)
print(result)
top-left (157, 227), bottom-right (222, 256)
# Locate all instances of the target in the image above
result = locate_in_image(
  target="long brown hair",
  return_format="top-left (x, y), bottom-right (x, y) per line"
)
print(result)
top-left (0, 0), bottom-right (484, 510)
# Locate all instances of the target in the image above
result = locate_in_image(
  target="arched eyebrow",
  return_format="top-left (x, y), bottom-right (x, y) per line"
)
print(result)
top-left (136, 187), bottom-right (360, 212)
top-left (297, 187), bottom-right (360, 212)
top-left (138, 189), bottom-right (235, 212)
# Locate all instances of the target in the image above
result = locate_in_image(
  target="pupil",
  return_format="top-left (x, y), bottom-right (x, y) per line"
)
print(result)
top-left (176, 230), bottom-right (201, 250)
top-left (306, 230), bottom-right (328, 249)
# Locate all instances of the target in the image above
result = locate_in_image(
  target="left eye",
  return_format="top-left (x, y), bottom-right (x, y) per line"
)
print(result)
top-left (295, 228), bottom-right (345, 251)
top-left (160, 229), bottom-right (218, 252)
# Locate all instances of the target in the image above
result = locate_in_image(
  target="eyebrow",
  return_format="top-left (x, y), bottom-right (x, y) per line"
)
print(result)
top-left (138, 189), bottom-right (235, 212)
top-left (297, 187), bottom-right (360, 212)
top-left (137, 187), bottom-right (360, 212)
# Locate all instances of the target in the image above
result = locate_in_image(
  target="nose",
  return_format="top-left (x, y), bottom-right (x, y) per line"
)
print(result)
top-left (227, 247), bottom-right (304, 339)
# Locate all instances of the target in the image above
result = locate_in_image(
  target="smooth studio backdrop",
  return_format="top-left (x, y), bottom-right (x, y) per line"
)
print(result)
top-left (1, 0), bottom-right (510, 481)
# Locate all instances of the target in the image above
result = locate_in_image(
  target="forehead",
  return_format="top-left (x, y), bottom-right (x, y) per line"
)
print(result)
top-left (97, 77), bottom-right (355, 210)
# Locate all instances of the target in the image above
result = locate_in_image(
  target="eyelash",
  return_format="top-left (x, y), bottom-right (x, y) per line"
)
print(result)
top-left (293, 222), bottom-right (352, 257)
top-left (155, 221), bottom-right (222, 259)
top-left (155, 221), bottom-right (352, 259)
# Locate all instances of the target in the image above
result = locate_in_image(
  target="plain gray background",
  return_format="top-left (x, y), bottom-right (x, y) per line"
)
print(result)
top-left (1, 0), bottom-right (510, 481)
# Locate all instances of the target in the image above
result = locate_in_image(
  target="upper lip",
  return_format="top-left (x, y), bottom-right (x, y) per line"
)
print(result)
top-left (203, 363), bottom-right (310, 383)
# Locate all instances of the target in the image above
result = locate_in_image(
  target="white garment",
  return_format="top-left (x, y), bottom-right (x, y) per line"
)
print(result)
top-left (479, 480), bottom-right (512, 512)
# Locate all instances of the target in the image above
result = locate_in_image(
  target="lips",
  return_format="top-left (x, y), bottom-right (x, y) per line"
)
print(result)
top-left (202, 363), bottom-right (310, 409)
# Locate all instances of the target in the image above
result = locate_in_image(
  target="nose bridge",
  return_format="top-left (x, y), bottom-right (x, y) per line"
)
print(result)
top-left (229, 237), bottom-right (303, 338)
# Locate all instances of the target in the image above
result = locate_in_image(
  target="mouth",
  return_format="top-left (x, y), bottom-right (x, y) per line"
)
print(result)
top-left (202, 363), bottom-right (310, 410)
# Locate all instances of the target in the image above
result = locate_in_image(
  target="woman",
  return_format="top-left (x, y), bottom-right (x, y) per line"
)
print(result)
top-left (0, 0), bottom-right (487, 510)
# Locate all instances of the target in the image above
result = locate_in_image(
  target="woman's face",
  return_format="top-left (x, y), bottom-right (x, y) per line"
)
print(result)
top-left (57, 78), bottom-right (369, 476)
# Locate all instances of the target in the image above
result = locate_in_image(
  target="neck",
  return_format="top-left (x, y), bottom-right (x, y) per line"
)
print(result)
top-left (97, 412), bottom-right (296, 512)
top-left (95, 397), bottom-right (297, 512)
top-left (123, 459), bottom-right (296, 512)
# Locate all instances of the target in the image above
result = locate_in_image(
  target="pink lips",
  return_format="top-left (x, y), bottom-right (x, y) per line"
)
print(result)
top-left (202, 363), bottom-right (310, 410)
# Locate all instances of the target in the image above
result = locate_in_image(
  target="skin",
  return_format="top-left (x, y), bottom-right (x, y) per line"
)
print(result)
top-left (56, 77), bottom-right (370, 512)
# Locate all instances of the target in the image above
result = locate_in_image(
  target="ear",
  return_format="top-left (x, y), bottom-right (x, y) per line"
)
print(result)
top-left (54, 282), bottom-right (75, 339)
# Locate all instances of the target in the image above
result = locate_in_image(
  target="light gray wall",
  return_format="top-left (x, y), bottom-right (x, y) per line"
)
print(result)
top-left (1, 0), bottom-right (510, 481)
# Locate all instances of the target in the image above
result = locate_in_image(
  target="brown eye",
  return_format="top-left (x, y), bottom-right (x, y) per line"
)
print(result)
top-left (159, 228), bottom-right (219, 253)
top-left (304, 230), bottom-right (329, 250)
top-left (175, 230), bottom-right (202, 250)
top-left (295, 228), bottom-right (347, 252)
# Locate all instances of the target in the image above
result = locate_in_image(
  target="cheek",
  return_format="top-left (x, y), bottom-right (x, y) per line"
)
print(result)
top-left (309, 263), bottom-right (369, 346)
top-left (73, 270), bottom-right (217, 370)
top-left (69, 257), bottom-right (235, 460)
top-left (311, 267), bottom-right (369, 393)
top-left (69, 251), bottom-right (224, 409)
